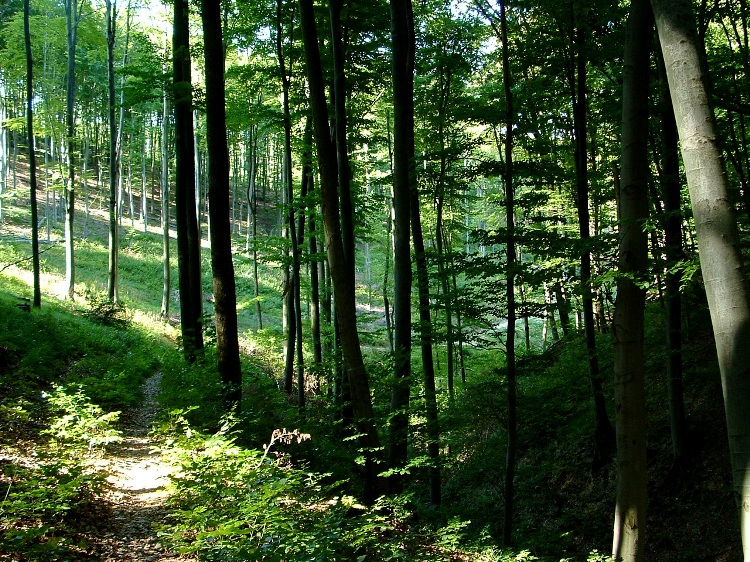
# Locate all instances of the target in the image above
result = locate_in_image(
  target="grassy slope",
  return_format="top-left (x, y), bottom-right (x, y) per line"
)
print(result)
top-left (0, 164), bottom-right (743, 560)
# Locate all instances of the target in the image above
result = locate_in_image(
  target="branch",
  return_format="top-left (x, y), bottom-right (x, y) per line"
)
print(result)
top-left (254, 428), bottom-right (311, 469)
top-left (714, 93), bottom-right (750, 116)
top-left (0, 244), bottom-right (56, 273)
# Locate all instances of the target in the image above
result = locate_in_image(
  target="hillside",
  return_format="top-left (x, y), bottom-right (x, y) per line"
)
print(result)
top-left (0, 177), bottom-right (743, 561)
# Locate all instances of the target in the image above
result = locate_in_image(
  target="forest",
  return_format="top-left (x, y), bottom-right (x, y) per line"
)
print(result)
top-left (0, 0), bottom-right (749, 559)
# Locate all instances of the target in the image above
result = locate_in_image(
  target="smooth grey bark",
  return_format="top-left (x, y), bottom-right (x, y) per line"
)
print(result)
top-left (652, 0), bottom-right (750, 555)
top-left (612, 2), bottom-right (652, 560)
top-left (24, 0), bottom-right (40, 309)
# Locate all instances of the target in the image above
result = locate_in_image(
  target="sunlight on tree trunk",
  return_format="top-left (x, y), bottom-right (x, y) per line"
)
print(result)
top-left (652, 0), bottom-right (750, 555)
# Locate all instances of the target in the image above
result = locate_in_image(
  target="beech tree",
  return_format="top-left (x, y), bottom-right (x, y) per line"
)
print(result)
top-left (105, 0), bottom-right (118, 302)
top-left (611, 1), bottom-right (652, 559)
top-left (63, 0), bottom-right (83, 300)
top-left (201, 0), bottom-right (242, 407)
top-left (387, 0), bottom-right (414, 490)
top-left (298, 0), bottom-right (383, 502)
top-left (23, 0), bottom-right (40, 308)
top-left (174, 0), bottom-right (204, 361)
top-left (651, 0), bottom-right (750, 555)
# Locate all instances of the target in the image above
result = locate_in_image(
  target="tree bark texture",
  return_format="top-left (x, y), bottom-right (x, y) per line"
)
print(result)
top-left (24, 0), bottom-right (41, 309)
top-left (201, 0), bottom-right (243, 407)
top-left (64, 0), bottom-right (79, 300)
top-left (388, 0), bottom-right (414, 487)
top-left (500, 1), bottom-right (516, 545)
top-left (106, 0), bottom-right (119, 303)
top-left (173, 0), bottom-right (204, 362)
top-left (612, 2), bottom-right (652, 560)
top-left (652, 0), bottom-right (750, 555)
top-left (299, 0), bottom-right (382, 502)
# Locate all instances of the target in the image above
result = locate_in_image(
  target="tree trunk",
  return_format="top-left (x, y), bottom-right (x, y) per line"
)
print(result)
top-left (174, 0), bottom-right (203, 362)
top-left (160, 87), bottom-right (170, 319)
top-left (612, 2), bottom-right (652, 560)
top-left (64, 0), bottom-right (79, 300)
top-left (571, 15), bottom-right (615, 471)
top-left (656, 39), bottom-right (689, 475)
top-left (652, 0), bottom-right (750, 554)
top-left (329, 0), bottom-right (355, 276)
top-left (500, 2), bottom-right (516, 545)
top-left (388, 0), bottom-right (414, 488)
top-left (299, 0), bottom-right (383, 502)
top-left (106, 0), bottom-right (119, 303)
top-left (276, 0), bottom-right (297, 396)
top-left (24, 0), bottom-right (41, 309)
top-left (201, 0), bottom-right (242, 408)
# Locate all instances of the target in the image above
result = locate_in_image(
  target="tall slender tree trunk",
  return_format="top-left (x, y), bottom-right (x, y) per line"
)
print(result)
top-left (612, 2), bottom-right (652, 560)
top-left (276, 0), bottom-right (297, 396)
top-left (106, 0), bottom-right (119, 303)
top-left (24, 0), bottom-right (41, 309)
top-left (570, 12), bottom-right (615, 471)
top-left (174, 0), bottom-right (203, 362)
top-left (500, 2), bottom-right (516, 545)
top-left (388, 0), bottom-right (414, 488)
top-left (655, 41), bottom-right (689, 476)
top-left (64, 0), bottom-right (79, 300)
top-left (160, 87), bottom-right (170, 319)
top-left (329, 0), bottom-right (355, 275)
top-left (299, 0), bottom-right (382, 502)
top-left (652, 0), bottom-right (750, 555)
top-left (201, 0), bottom-right (242, 408)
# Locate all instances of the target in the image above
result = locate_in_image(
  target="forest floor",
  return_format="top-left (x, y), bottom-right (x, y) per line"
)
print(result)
top-left (86, 373), bottom-right (190, 562)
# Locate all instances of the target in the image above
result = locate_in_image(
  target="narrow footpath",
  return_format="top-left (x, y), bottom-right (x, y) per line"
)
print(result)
top-left (90, 373), bottom-right (190, 562)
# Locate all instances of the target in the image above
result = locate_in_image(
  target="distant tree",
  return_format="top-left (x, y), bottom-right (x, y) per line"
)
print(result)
top-left (105, 0), bottom-right (119, 303)
top-left (23, 0), bottom-right (40, 308)
top-left (651, 0), bottom-right (750, 555)
top-left (160, 85), bottom-right (170, 319)
top-left (655, 41), bottom-right (689, 478)
top-left (569, 3), bottom-right (615, 471)
top-left (611, 1), bottom-right (652, 560)
top-left (63, 0), bottom-right (82, 300)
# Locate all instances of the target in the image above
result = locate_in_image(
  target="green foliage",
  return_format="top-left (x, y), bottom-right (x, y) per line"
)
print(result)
top-left (82, 289), bottom-right (132, 328)
top-left (42, 384), bottom-right (122, 452)
top-left (0, 387), bottom-right (115, 560)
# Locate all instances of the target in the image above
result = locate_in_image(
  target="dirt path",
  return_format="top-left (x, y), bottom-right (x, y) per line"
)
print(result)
top-left (91, 373), bottom-right (190, 562)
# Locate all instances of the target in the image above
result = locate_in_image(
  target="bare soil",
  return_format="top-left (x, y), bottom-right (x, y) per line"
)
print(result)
top-left (87, 373), bottom-right (191, 562)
